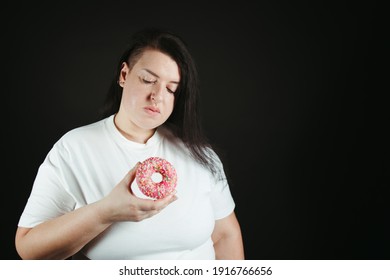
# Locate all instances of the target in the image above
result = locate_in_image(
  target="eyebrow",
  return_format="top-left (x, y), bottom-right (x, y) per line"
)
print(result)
top-left (142, 68), bottom-right (179, 84)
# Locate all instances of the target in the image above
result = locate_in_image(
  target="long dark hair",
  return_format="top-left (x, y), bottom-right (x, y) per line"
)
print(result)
top-left (100, 28), bottom-right (220, 176)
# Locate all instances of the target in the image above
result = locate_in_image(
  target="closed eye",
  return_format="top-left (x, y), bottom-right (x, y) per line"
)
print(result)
top-left (142, 78), bottom-right (156, 84)
top-left (167, 87), bottom-right (175, 94)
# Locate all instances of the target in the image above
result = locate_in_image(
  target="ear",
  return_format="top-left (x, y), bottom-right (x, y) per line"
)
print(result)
top-left (119, 62), bottom-right (130, 86)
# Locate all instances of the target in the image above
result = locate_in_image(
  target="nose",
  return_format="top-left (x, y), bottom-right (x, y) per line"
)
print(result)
top-left (150, 84), bottom-right (163, 104)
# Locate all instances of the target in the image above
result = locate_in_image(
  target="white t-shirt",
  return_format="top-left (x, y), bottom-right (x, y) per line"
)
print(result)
top-left (18, 115), bottom-right (235, 259)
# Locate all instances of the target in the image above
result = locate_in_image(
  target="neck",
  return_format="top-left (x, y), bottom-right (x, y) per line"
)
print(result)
top-left (114, 114), bottom-right (155, 144)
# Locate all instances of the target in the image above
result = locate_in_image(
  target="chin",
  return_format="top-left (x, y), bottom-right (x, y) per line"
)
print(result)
top-left (139, 122), bottom-right (164, 131)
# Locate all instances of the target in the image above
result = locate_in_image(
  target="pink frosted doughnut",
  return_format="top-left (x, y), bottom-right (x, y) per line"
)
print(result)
top-left (135, 157), bottom-right (177, 199)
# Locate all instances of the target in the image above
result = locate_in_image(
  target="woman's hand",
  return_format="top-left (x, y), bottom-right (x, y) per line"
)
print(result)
top-left (99, 162), bottom-right (178, 223)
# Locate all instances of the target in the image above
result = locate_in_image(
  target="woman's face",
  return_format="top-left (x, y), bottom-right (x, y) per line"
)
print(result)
top-left (117, 49), bottom-right (180, 132)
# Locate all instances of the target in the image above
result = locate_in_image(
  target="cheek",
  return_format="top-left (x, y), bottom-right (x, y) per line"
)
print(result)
top-left (122, 88), bottom-right (144, 105)
top-left (166, 95), bottom-right (175, 112)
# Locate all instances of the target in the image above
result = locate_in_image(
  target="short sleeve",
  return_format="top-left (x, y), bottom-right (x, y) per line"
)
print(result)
top-left (209, 151), bottom-right (235, 220)
top-left (211, 177), bottom-right (235, 220)
top-left (18, 142), bottom-right (76, 228)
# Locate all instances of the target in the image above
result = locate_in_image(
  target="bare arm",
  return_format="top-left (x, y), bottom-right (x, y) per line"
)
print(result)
top-left (212, 211), bottom-right (245, 260)
top-left (15, 201), bottom-right (112, 260)
top-left (15, 164), bottom-right (177, 260)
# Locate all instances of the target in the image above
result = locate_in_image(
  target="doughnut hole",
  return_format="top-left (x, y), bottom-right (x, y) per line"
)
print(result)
top-left (151, 172), bottom-right (163, 183)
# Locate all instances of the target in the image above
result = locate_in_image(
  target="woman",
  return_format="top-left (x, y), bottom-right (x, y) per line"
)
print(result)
top-left (15, 28), bottom-right (244, 260)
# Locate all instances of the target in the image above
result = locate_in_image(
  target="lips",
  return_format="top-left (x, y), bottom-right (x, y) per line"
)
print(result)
top-left (144, 106), bottom-right (160, 114)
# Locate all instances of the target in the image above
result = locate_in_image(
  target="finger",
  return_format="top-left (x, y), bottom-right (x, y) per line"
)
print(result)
top-left (157, 192), bottom-right (178, 206)
top-left (128, 162), bottom-right (140, 179)
top-left (124, 162), bottom-right (140, 194)
top-left (138, 193), bottom-right (178, 211)
top-left (130, 162), bottom-right (141, 174)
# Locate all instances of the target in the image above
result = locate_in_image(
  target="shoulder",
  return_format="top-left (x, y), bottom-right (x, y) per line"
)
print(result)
top-left (157, 125), bottom-right (187, 151)
top-left (158, 125), bottom-right (224, 171)
top-left (65, 117), bottom-right (110, 140)
top-left (157, 125), bottom-right (178, 141)
top-left (53, 116), bottom-right (112, 153)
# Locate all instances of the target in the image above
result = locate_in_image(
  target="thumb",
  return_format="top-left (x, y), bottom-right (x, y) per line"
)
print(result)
top-left (124, 162), bottom-right (140, 193)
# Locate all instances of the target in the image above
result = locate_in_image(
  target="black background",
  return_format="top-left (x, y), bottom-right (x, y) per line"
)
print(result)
top-left (3, 1), bottom-right (387, 260)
